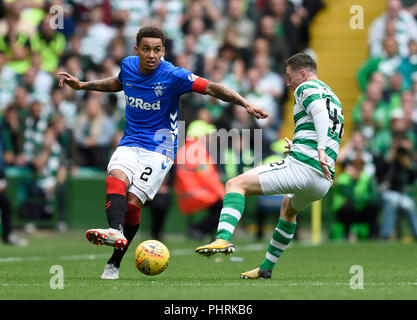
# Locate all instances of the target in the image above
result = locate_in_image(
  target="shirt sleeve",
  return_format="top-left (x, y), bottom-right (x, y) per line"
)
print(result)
top-left (171, 67), bottom-right (210, 95)
top-left (297, 86), bottom-right (329, 150)
top-left (310, 105), bottom-right (329, 150)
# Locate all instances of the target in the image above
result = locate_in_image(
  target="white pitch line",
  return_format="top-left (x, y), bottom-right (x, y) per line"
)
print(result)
top-left (0, 243), bottom-right (267, 264)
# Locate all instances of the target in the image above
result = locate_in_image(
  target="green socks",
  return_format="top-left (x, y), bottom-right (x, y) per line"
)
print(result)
top-left (216, 193), bottom-right (296, 272)
top-left (260, 218), bottom-right (297, 271)
top-left (216, 193), bottom-right (245, 241)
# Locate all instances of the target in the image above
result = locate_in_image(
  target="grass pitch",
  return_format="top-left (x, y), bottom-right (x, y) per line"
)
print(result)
top-left (1, 231), bottom-right (417, 300)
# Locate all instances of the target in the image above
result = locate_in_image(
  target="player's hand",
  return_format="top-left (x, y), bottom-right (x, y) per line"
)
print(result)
top-left (318, 149), bottom-right (332, 181)
top-left (244, 103), bottom-right (269, 119)
top-left (58, 72), bottom-right (83, 90)
top-left (284, 137), bottom-right (292, 155)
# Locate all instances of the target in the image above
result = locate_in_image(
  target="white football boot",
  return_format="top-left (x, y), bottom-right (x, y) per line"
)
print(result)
top-left (85, 228), bottom-right (128, 250)
top-left (101, 263), bottom-right (120, 280)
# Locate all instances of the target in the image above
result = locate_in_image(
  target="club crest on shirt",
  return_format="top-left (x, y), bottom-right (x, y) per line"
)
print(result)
top-left (153, 82), bottom-right (165, 97)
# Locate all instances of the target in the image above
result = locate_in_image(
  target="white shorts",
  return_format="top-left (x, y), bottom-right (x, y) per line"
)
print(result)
top-left (256, 156), bottom-right (332, 211)
top-left (107, 146), bottom-right (174, 204)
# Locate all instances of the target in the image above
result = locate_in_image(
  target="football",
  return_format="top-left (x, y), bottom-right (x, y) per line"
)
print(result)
top-left (134, 240), bottom-right (170, 276)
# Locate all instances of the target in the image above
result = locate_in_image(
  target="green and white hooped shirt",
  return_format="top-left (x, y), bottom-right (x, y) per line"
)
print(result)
top-left (290, 79), bottom-right (344, 179)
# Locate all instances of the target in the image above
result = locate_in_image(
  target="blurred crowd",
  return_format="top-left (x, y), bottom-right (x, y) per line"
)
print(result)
top-left (332, 0), bottom-right (417, 241)
top-left (5, 0), bottom-right (416, 244)
top-left (0, 0), bottom-right (325, 243)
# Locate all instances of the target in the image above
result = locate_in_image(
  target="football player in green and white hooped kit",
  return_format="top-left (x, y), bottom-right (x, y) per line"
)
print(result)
top-left (196, 53), bottom-right (345, 279)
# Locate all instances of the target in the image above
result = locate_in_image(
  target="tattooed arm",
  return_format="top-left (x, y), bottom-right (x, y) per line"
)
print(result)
top-left (205, 82), bottom-right (269, 119)
top-left (58, 72), bottom-right (123, 92)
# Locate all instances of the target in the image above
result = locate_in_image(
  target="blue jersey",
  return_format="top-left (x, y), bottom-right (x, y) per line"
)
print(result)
top-left (118, 56), bottom-right (205, 159)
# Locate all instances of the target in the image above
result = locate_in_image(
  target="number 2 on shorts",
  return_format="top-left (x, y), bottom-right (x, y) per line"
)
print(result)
top-left (140, 167), bottom-right (153, 182)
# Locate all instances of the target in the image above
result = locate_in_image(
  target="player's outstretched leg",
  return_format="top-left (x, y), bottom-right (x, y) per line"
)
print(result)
top-left (86, 173), bottom-right (128, 250)
top-left (241, 195), bottom-right (297, 279)
top-left (195, 192), bottom-right (245, 255)
top-left (196, 171), bottom-right (262, 256)
top-left (102, 201), bottom-right (141, 280)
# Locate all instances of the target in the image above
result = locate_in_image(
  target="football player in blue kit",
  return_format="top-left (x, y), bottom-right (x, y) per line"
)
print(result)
top-left (58, 26), bottom-right (269, 279)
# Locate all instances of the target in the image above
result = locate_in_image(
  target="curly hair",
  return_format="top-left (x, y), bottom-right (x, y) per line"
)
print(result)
top-left (136, 26), bottom-right (165, 46)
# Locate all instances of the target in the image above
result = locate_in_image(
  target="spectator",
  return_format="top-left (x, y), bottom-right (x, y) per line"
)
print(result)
top-left (218, 44), bottom-right (246, 84)
top-left (73, 98), bottom-right (116, 169)
top-left (30, 126), bottom-right (64, 219)
top-left (61, 35), bottom-right (92, 71)
top-left (79, 5), bottom-right (116, 65)
top-left (331, 157), bottom-right (380, 240)
top-left (48, 115), bottom-right (73, 232)
top-left (181, 0), bottom-right (221, 34)
top-left (265, 0), bottom-right (300, 55)
top-left (244, 67), bottom-right (279, 151)
top-left (186, 17), bottom-right (218, 74)
top-left (253, 54), bottom-right (285, 100)
top-left (215, 0), bottom-right (256, 52)
top-left (18, 121), bottom-right (64, 233)
top-left (400, 39), bottom-right (417, 88)
top-left (0, 2), bottom-right (31, 74)
top-left (374, 128), bottom-right (417, 240)
top-left (252, 53), bottom-right (285, 118)
top-left (212, 57), bottom-right (241, 95)
top-left (0, 115), bottom-right (27, 246)
top-left (357, 36), bottom-right (411, 92)
top-left (401, 90), bottom-right (416, 138)
top-left (2, 106), bottom-right (24, 166)
top-left (256, 15), bottom-right (290, 74)
top-left (22, 101), bottom-right (50, 166)
top-left (384, 72), bottom-right (406, 112)
top-left (22, 64), bottom-right (54, 105)
top-left (370, 71), bottom-right (388, 89)
top-left (50, 86), bottom-right (77, 129)
top-left (338, 131), bottom-right (376, 176)
top-left (353, 81), bottom-right (392, 131)
top-left (369, 0), bottom-right (417, 58)
top-left (0, 51), bottom-right (18, 110)
top-left (52, 113), bottom-right (75, 169)
top-left (182, 34), bottom-right (206, 77)
top-left (200, 61), bottom-right (230, 125)
top-left (109, 0), bottom-right (151, 49)
top-left (230, 103), bottom-right (255, 132)
top-left (221, 116), bottom-right (256, 182)
top-left (152, 0), bottom-right (185, 40)
top-left (288, 0), bottom-right (325, 50)
top-left (372, 109), bottom-right (417, 159)
top-left (253, 36), bottom-right (271, 59)
top-left (30, 13), bottom-right (66, 73)
top-left (9, 86), bottom-right (31, 127)
top-left (108, 37), bottom-right (127, 66)
top-left (352, 99), bottom-right (377, 146)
